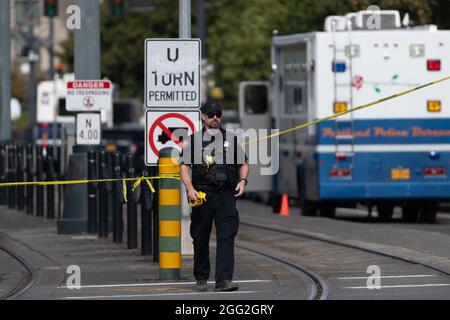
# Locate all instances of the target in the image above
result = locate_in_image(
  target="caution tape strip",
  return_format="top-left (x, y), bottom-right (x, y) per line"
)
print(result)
top-left (243, 75), bottom-right (450, 145)
top-left (0, 175), bottom-right (180, 188)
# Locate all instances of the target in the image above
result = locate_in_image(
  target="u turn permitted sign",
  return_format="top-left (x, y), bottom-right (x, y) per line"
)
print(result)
top-left (145, 39), bottom-right (201, 108)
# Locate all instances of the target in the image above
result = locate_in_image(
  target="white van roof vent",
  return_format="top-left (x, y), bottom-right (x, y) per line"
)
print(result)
top-left (324, 16), bottom-right (347, 32)
top-left (324, 10), bottom-right (402, 31)
top-left (355, 10), bottom-right (401, 30)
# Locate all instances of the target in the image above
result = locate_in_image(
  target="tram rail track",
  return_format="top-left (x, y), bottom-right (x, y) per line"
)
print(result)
top-left (237, 243), bottom-right (330, 300)
top-left (0, 243), bottom-right (40, 300)
top-left (240, 217), bottom-right (450, 277)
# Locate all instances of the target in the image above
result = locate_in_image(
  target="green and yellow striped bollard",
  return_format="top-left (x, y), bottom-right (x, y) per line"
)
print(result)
top-left (158, 147), bottom-right (181, 280)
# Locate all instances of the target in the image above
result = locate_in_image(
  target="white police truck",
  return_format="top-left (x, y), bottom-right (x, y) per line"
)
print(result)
top-left (240, 10), bottom-right (450, 222)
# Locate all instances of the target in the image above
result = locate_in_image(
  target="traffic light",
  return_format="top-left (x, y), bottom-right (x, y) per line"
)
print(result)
top-left (110, 0), bottom-right (125, 17)
top-left (43, 0), bottom-right (58, 17)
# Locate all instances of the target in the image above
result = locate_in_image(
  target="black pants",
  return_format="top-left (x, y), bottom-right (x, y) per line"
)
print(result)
top-left (190, 190), bottom-right (239, 281)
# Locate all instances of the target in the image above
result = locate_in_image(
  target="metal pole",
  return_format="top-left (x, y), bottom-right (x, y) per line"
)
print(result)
top-left (46, 145), bottom-right (55, 220)
top-left (98, 151), bottom-right (108, 238)
top-left (27, 0), bottom-right (37, 132)
top-left (36, 146), bottom-right (44, 216)
top-left (113, 153), bottom-right (123, 243)
top-left (141, 169), bottom-right (153, 256)
top-left (126, 154), bottom-right (138, 249)
top-left (7, 145), bottom-right (16, 209)
top-left (87, 150), bottom-right (98, 234)
top-left (179, 0), bottom-right (191, 38)
top-left (26, 144), bottom-right (34, 215)
top-left (17, 145), bottom-right (25, 211)
top-left (75, 0), bottom-right (101, 79)
top-left (59, 0), bottom-right (101, 234)
top-left (196, 0), bottom-right (205, 59)
top-left (0, 0), bottom-right (12, 142)
top-left (49, 17), bottom-right (55, 80)
top-left (152, 166), bottom-right (159, 263)
top-left (0, 144), bottom-right (6, 205)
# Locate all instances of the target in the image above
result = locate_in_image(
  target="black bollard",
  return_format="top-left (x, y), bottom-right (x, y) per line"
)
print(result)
top-left (140, 169), bottom-right (153, 256)
top-left (26, 145), bottom-right (34, 215)
top-left (16, 145), bottom-right (25, 211)
top-left (0, 144), bottom-right (6, 206)
top-left (151, 166), bottom-right (159, 263)
top-left (106, 152), bottom-right (114, 234)
top-left (112, 153), bottom-right (123, 243)
top-left (46, 146), bottom-right (55, 220)
top-left (126, 154), bottom-right (138, 249)
top-left (7, 145), bottom-right (17, 209)
top-left (54, 145), bottom-right (62, 220)
top-left (36, 146), bottom-right (45, 217)
top-left (87, 150), bottom-right (98, 234)
top-left (98, 151), bottom-right (108, 238)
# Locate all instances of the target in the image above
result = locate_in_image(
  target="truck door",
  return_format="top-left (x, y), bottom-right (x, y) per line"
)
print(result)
top-left (238, 81), bottom-right (272, 192)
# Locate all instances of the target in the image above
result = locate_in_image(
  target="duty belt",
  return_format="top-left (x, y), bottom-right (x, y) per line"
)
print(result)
top-left (194, 184), bottom-right (233, 194)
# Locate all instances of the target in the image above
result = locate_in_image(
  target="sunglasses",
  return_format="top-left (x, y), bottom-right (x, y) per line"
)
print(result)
top-left (206, 110), bottom-right (222, 119)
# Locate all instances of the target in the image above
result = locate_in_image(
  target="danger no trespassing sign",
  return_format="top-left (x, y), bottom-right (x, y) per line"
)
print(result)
top-left (66, 80), bottom-right (113, 111)
top-left (145, 39), bottom-right (201, 108)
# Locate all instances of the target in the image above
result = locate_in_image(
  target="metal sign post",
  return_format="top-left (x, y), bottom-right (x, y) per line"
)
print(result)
top-left (58, 0), bottom-right (102, 234)
top-left (0, 0), bottom-right (12, 142)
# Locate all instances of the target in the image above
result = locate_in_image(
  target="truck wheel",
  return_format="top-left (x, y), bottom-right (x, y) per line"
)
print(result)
top-left (318, 203), bottom-right (335, 218)
top-left (402, 203), bottom-right (419, 222)
top-left (377, 203), bottom-right (394, 222)
top-left (301, 199), bottom-right (317, 217)
top-left (419, 203), bottom-right (438, 223)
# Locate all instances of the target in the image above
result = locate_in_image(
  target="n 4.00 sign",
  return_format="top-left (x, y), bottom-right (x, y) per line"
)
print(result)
top-left (76, 113), bottom-right (101, 145)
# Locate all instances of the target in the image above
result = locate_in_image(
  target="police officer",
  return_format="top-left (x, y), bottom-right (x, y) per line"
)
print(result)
top-left (180, 101), bottom-right (249, 292)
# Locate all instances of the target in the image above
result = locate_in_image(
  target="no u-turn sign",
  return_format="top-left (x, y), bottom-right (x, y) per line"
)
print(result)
top-left (145, 110), bottom-right (200, 165)
top-left (145, 39), bottom-right (201, 108)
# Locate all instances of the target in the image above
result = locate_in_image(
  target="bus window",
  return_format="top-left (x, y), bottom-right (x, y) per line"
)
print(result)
top-left (245, 85), bottom-right (268, 114)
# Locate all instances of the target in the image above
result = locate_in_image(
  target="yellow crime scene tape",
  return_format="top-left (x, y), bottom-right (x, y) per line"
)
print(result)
top-left (1, 75), bottom-right (449, 202)
top-left (244, 75), bottom-right (450, 145)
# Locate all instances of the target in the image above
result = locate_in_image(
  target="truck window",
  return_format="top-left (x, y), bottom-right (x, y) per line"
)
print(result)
top-left (284, 82), bottom-right (305, 115)
top-left (244, 85), bottom-right (268, 114)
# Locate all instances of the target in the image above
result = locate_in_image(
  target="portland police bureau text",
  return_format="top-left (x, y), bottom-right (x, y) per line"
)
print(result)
top-left (175, 304), bottom-right (274, 317)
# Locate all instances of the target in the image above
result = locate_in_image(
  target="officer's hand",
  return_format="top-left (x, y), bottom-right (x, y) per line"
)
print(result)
top-left (235, 181), bottom-right (245, 197)
top-left (187, 186), bottom-right (199, 202)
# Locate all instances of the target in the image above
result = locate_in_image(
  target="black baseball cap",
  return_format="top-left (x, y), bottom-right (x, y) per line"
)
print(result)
top-left (200, 101), bottom-right (222, 114)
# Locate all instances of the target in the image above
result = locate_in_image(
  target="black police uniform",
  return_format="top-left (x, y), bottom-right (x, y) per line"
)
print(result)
top-left (180, 126), bottom-right (247, 282)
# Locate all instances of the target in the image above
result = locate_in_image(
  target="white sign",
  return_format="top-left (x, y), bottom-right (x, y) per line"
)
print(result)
top-left (145, 110), bottom-right (201, 165)
top-left (67, 80), bottom-right (112, 111)
top-left (145, 39), bottom-right (201, 108)
top-left (76, 113), bottom-right (101, 145)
